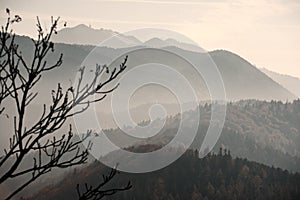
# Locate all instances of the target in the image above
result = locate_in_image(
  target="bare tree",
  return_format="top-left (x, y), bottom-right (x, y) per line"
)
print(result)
top-left (77, 165), bottom-right (132, 200)
top-left (0, 10), bottom-right (131, 200)
top-left (0, 9), bottom-right (23, 115)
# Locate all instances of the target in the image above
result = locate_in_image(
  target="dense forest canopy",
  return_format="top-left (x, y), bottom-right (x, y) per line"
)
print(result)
top-left (29, 146), bottom-right (300, 200)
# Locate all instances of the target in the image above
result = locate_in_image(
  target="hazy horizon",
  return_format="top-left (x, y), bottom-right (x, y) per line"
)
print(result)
top-left (1, 0), bottom-right (299, 78)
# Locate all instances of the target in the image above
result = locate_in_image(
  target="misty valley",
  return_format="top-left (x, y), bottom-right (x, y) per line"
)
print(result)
top-left (0, 5), bottom-right (300, 200)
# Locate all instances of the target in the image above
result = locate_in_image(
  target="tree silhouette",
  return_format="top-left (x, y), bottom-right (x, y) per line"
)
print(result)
top-left (76, 165), bottom-right (132, 200)
top-left (0, 10), bottom-right (131, 199)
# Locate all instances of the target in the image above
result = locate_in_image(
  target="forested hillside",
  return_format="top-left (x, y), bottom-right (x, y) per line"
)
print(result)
top-left (103, 100), bottom-right (300, 172)
top-left (29, 146), bottom-right (300, 200)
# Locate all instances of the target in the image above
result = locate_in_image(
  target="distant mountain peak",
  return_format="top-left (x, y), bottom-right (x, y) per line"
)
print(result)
top-left (52, 24), bottom-right (140, 46)
top-left (73, 24), bottom-right (89, 29)
top-left (63, 24), bottom-right (116, 33)
top-left (54, 25), bottom-right (206, 52)
top-left (144, 37), bottom-right (205, 53)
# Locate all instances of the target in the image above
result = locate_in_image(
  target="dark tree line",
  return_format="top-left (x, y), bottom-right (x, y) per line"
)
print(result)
top-left (32, 145), bottom-right (300, 200)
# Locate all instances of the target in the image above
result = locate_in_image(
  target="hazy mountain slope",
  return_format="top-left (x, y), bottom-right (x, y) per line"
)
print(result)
top-left (1, 35), bottom-right (297, 149)
top-left (102, 100), bottom-right (300, 172)
top-left (261, 68), bottom-right (300, 98)
top-left (188, 47), bottom-right (295, 101)
top-left (48, 25), bottom-right (297, 101)
top-left (149, 47), bottom-right (296, 101)
top-left (144, 37), bottom-right (205, 52)
top-left (11, 35), bottom-right (297, 102)
top-left (53, 25), bottom-right (204, 51)
top-left (89, 46), bottom-right (297, 103)
top-left (209, 50), bottom-right (296, 100)
top-left (52, 24), bottom-right (142, 46)
top-left (29, 147), bottom-right (300, 200)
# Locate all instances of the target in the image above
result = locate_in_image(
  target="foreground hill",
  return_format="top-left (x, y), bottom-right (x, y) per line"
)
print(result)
top-left (1, 100), bottom-right (300, 198)
top-left (29, 147), bottom-right (300, 200)
top-left (261, 68), bottom-right (300, 98)
top-left (2, 100), bottom-right (300, 198)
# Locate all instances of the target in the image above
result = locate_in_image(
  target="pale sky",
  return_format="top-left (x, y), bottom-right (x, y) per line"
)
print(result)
top-left (1, 0), bottom-right (300, 78)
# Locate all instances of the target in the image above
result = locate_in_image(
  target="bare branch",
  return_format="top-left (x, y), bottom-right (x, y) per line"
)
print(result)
top-left (0, 9), bottom-right (130, 200)
top-left (77, 165), bottom-right (132, 200)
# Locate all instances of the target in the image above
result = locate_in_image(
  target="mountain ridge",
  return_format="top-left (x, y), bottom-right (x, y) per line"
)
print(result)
top-left (6, 34), bottom-right (298, 103)
top-left (52, 24), bottom-right (142, 46)
top-left (52, 24), bottom-right (205, 52)
top-left (260, 68), bottom-right (300, 98)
